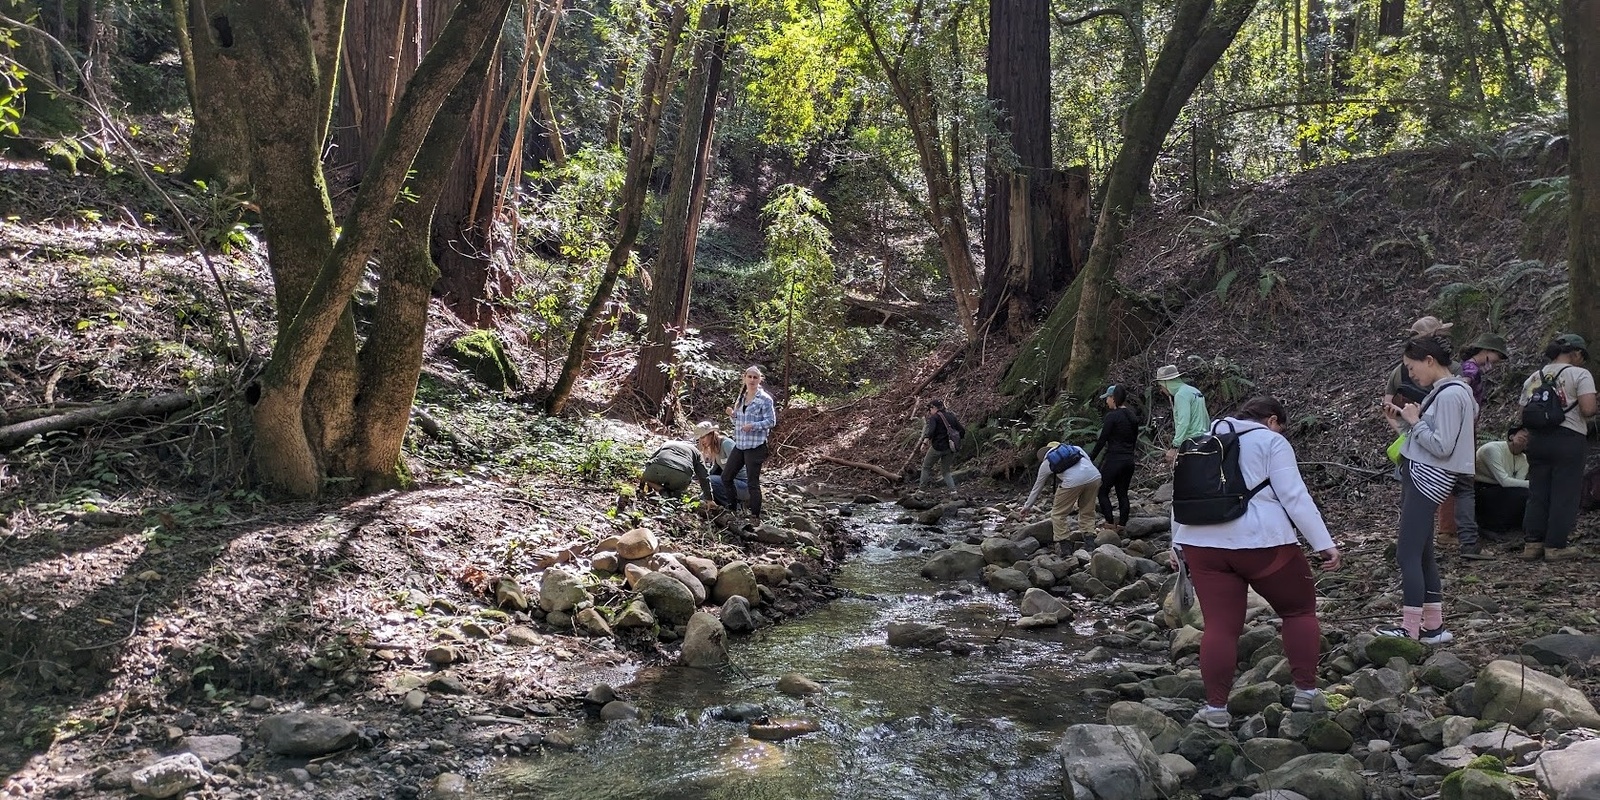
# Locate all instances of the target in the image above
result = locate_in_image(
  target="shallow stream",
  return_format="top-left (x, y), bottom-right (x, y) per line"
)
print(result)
top-left (482, 503), bottom-right (1115, 800)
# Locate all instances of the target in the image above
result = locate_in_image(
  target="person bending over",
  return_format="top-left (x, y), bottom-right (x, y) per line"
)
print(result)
top-left (1474, 425), bottom-right (1529, 535)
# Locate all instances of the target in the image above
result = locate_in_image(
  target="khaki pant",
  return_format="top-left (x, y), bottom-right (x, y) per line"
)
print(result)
top-left (1050, 479), bottom-right (1102, 543)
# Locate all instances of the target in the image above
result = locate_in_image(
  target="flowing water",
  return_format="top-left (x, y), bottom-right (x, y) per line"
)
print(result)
top-left (482, 503), bottom-right (1118, 800)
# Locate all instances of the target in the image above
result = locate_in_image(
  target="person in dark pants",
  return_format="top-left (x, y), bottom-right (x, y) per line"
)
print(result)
top-left (1474, 425), bottom-right (1530, 535)
top-left (725, 365), bottom-right (777, 521)
top-left (1090, 385), bottom-right (1141, 532)
top-left (639, 440), bottom-right (714, 502)
top-left (1518, 334), bottom-right (1597, 562)
top-left (918, 400), bottom-right (966, 490)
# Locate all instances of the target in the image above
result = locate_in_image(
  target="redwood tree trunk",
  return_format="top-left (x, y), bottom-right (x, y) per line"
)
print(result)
top-left (632, 3), bottom-right (730, 411)
top-left (1568, 0), bottom-right (1600, 348)
top-left (546, 2), bottom-right (687, 415)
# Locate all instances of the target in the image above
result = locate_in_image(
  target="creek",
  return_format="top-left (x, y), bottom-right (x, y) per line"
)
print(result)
top-left (482, 503), bottom-right (1118, 800)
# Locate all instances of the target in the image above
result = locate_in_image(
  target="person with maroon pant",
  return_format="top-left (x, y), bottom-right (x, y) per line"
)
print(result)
top-left (1171, 396), bottom-right (1343, 729)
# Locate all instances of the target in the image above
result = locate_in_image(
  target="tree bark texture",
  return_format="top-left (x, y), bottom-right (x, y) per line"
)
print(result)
top-left (1027, 0), bottom-right (1257, 402)
top-left (632, 3), bottom-right (730, 411)
top-left (216, 0), bottom-right (512, 496)
top-left (546, 2), bottom-right (688, 415)
top-left (172, 0), bottom-right (251, 188)
top-left (1567, 0), bottom-right (1600, 350)
top-left (980, 0), bottom-right (1076, 338)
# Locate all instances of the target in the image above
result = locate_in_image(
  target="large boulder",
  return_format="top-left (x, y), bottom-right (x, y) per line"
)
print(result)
top-left (986, 567), bottom-right (1032, 594)
top-left (981, 537), bottom-right (1027, 565)
top-left (258, 712), bottom-right (359, 756)
top-left (1535, 738), bottom-right (1600, 800)
top-left (721, 595), bottom-right (756, 634)
top-left (1019, 588), bottom-right (1067, 617)
top-left (1521, 633), bottom-right (1600, 669)
top-left (178, 735), bottom-right (242, 765)
top-left (887, 621), bottom-right (948, 649)
top-left (679, 612), bottom-right (729, 667)
top-left (651, 554), bottom-right (708, 604)
top-left (637, 572), bottom-right (696, 625)
top-left (446, 330), bottom-right (520, 390)
top-left (538, 567), bottom-right (590, 613)
top-left (1058, 724), bottom-right (1178, 800)
top-left (1105, 701), bottom-right (1182, 754)
top-left (1088, 548), bottom-right (1131, 587)
top-left (130, 754), bottom-right (207, 799)
top-left (1475, 660), bottom-right (1600, 729)
top-left (1257, 753), bottom-right (1365, 800)
top-left (712, 561), bottom-right (759, 605)
top-left (920, 545), bottom-right (986, 581)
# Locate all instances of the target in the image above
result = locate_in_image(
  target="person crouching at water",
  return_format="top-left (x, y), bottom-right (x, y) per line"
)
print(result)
top-left (725, 365), bottom-right (776, 521)
top-left (639, 439), bottom-right (714, 503)
top-left (692, 420), bottom-right (748, 511)
top-left (1173, 396), bottom-right (1342, 730)
top-left (1379, 335), bottom-right (1476, 643)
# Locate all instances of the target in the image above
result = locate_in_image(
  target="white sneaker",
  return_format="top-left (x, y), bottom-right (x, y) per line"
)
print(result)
top-left (1291, 688), bottom-right (1323, 712)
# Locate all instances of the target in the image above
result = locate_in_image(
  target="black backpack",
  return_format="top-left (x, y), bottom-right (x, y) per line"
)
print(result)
top-left (1045, 443), bottom-right (1084, 473)
top-left (1172, 421), bottom-right (1272, 525)
top-left (1522, 366), bottom-right (1575, 429)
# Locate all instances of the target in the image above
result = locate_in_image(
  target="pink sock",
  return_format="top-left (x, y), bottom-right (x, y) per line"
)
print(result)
top-left (1402, 606), bottom-right (1423, 639)
top-left (1422, 603), bottom-right (1443, 630)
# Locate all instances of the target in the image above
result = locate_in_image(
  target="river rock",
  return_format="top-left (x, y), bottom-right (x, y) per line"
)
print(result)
top-left (1109, 580), bottom-right (1154, 604)
top-left (613, 600), bottom-right (655, 629)
top-left (600, 700), bottom-right (641, 722)
top-left (1521, 633), bottom-right (1600, 669)
top-left (1242, 738), bottom-right (1310, 772)
top-left (575, 607), bottom-right (613, 637)
top-left (179, 734), bottom-right (242, 765)
top-left (1016, 519), bottom-right (1056, 546)
top-left (682, 555), bottom-right (720, 586)
top-left (1475, 659), bottom-right (1600, 728)
top-left (130, 753), bottom-right (207, 799)
top-left (1106, 701), bottom-right (1182, 754)
top-left (1257, 753), bottom-right (1364, 800)
top-left (712, 561), bottom-right (760, 605)
top-left (1019, 587), bottom-right (1066, 617)
top-left (1122, 516), bottom-right (1170, 538)
top-left (921, 545), bottom-right (986, 581)
top-left (777, 673), bottom-right (823, 696)
top-left (887, 621), bottom-right (948, 648)
top-left (748, 718), bottom-right (820, 741)
top-left (624, 562), bottom-right (651, 589)
top-left (591, 551), bottom-right (620, 573)
top-left (1458, 726), bottom-right (1540, 760)
top-left (1015, 612), bottom-right (1063, 629)
top-left (617, 528), bottom-right (659, 560)
top-left (1088, 546), bottom-right (1132, 586)
top-left (982, 537), bottom-right (1027, 565)
top-left (1443, 767), bottom-right (1518, 800)
top-left (1365, 635), bottom-right (1430, 665)
top-left (421, 772), bottom-right (470, 799)
top-left (1350, 665), bottom-right (1412, 700)
top-left (680, 612), bottom-right (729, 667)
top-left (1171, 626), bottom-right (1204, 660)
top-left (1058, 724), bottom-right (1178, 800)
top-left (1535, 738), bottom-right (1600, 800)
top-left (1304, 719), bottom-right (1355, 753)
top-left (258, 712), bottom-right (358, 756)
top-left (1227, 682), bottom-right (1283, 717)
top-left (652, 555), bottom-right (709, 604)
top-left (752, 563), bottom-right (789, 586)
top-left (1247, 793), bottom-right (1311, 800)
top-left (986, 567), bottom-right (1031, 593)
top-left (638, 572), bottom-right (696, 625)
top-left (721, 595), bottom-right (756, 633)
top-left (538, 567), bottom-right (590, 613)
top-left (1420, 651), bottom-right (1476, 691)
top-left (494, 578), bottom-right (528, 610)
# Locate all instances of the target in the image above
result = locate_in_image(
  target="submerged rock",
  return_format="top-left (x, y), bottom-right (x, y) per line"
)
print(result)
top-left (748, 718), bottom-right (820, 741)
top-left (886, 621), bottom-right (948, 648)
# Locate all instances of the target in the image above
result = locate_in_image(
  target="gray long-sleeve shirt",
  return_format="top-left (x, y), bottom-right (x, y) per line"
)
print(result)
top-left (1400, 377), bottom-right (1477, 475)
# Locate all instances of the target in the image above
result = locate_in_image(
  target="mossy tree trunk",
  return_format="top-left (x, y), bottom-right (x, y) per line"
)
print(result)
top-left (1568, 0), bottom-right (1600, 352)
top-left (212, 0), bottom-right (513, 497)
top-left (172, 0), bottom-right (250, 188)
top-left (1054, 0), bottom-right (1258, 400)
top-left (632, 3), bottom-right (730, 412)
top-left (546, 2), bottom-right (687, 415)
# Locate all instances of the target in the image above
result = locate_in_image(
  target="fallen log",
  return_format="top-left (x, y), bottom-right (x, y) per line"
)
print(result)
top-left (0, 392), bottom-right (195, 450)
top-left (818, 454), bottom-right (900, 482)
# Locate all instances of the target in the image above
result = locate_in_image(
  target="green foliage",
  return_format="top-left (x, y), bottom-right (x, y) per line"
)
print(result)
top-left (743, 184), bottom-right (857, 388)
top-left (1181, 354), bottom-right (1258, 407)
top-left (1426, 258), bottom-right (1558, 330)
top-left (1520, 176), bottom-right (1569, 219)
top-left (0, 26), bottom-right (23, 138)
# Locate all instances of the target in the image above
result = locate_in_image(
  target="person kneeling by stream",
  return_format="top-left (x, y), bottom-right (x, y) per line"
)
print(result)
top-left (639, 438), bottom-right (715, 506)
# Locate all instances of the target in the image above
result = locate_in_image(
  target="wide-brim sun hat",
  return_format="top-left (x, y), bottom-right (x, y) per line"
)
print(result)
top-left (1407, 316), bottom-right (1454, 337)
top-left (1154, 365), bottom-right (1183, 382)
top-left (690, 420), bottom-right (718, 440)
top-left (1036, 441), bottom-right (1061, 461)
top-left (1467, 332), bottom-right (1509, 358)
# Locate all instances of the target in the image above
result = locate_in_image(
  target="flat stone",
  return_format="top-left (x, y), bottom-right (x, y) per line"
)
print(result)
top-left (1521, 633), bottom-right (1600, 669)
top-left (179, 734), bottom-right (242, 765)
top-left (504, 626), bottom-right (542, 646)
top-left (748, 718), bottom-right (819, 741)
top-left (1476, 659), bottom-right (1600, 728)
top-left (258, 712), bottom-right (358, 757)
top-left (1257, 753), bottom-right (1364, 800)
top-left (130, 753), bottom-right (207, 798)
top-left (1535, 738), bottom-right (1600, 800)
top-left (1241, 738), bottom-right (1310, 772)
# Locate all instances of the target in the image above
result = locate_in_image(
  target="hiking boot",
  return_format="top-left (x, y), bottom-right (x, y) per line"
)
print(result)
top-left (1544, 546), bottom-right (1585, 563)
top-left (1291, 688), bottom-right (1324, 712)
top-left (1520, 543), bottom-right (1546, 561)
top-left (1191, 706), bottom-right (1230, 730)
top-left (1419, 627), bottom-right (1454, 645)
top-left (1459, 542), bottom-right (1493, 560)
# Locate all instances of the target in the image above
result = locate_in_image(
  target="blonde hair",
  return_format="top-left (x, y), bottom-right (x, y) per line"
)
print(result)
top-left (696, 429), bottom-right (722, 462)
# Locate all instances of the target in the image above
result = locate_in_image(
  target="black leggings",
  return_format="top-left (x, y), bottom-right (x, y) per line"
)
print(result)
top-left (1098, 460), bottom-right (1136, 526)
top-left (724, 443), bottom-right (769, 515)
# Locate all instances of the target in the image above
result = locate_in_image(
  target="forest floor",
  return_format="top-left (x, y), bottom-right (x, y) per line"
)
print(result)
top-left (4, 126), bottom-right (1600, 799)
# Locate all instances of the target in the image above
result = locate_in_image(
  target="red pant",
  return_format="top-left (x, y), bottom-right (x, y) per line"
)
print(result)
top-left (1183, 544), bottom-right (1320, 707)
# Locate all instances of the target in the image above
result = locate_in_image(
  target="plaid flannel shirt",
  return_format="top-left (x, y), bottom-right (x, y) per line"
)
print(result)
top-left (730, 389), bottom-right (777, 450)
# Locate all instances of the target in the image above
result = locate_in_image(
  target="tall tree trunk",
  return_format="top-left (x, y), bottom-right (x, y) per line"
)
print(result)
top-left (172, 0), bottom-right (250, 187)
top-left (1023, 0), bottom-right (1257, 401)
top-left (981, 0), bottom-right (1073, 338)
top-left (632, 3), bottom-right (729, 411)
top-left (1568, 0), bottom-right (1600, 348)
top-left (331, 0), bottom-right (413, 183)
top-left (534, 83), bottom-right (567, 166)
top-left (1377, 0), bottom-right (1403, 35)
top-left (546, 3), bottom-right (687, 415)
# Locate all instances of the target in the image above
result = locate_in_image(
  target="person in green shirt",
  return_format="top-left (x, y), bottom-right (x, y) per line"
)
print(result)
top-left (1473, 425), bottom-right (1529, 534)
top-left (1156, 364), bottom-right (1211, 464)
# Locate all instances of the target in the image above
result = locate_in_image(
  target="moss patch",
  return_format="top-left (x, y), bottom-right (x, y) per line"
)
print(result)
top-left (448, 330), bottom-right (521, 391)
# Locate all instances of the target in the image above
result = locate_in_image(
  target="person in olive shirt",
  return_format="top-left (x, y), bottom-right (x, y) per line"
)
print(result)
top-left (640, 439), bottom-right (714, 502)
top-left (1474, 425), bottom-right (1530, 534)
top-left (1155, 364), bottom-right (1210, 464)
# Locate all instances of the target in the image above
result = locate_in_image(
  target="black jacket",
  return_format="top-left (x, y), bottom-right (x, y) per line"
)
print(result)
top-left (1090, 407), bottom-right (1141, 464)
top-left (923, 411), bottom-right (966, 452)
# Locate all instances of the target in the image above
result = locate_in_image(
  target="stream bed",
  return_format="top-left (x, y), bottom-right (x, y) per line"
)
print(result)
top-left (481, 503), bottom-right (1120, 800)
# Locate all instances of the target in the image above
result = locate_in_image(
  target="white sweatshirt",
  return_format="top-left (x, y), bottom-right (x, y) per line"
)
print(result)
top-left (1170, 418), bottom-right (1335, 552)
top-left (1023, 446), bottom-right (1101, 508)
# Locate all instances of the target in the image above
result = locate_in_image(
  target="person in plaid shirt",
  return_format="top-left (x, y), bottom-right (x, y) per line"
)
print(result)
top-left (724, 365), bottom-right (777, 520)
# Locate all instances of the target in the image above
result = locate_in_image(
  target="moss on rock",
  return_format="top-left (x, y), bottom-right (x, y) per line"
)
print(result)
top-left (448, 330), bottom-right (521, 391)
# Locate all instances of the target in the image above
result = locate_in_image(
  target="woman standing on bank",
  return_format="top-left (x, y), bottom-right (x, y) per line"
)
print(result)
top-left (1090, 385), bottom-right (1141, 532)
top-left (1518, 334), bottom-right (1597, 562)
top-left (725, 366), bottom-right (777, 521)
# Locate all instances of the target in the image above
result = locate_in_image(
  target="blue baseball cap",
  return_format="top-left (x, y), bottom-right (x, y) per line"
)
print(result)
top-left (1100, 385), bottom-right (1118, 400)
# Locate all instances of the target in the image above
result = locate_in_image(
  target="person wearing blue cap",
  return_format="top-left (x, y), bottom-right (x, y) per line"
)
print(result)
top-left (1090, 385), bottom-right (1141, 532)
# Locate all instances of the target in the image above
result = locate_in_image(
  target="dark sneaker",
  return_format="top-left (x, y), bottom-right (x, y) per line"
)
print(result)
top-left (1459, 543), bottom-right (1493, 560)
